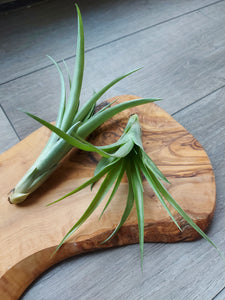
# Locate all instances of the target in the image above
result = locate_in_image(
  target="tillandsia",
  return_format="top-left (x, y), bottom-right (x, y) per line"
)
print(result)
top-left (8, 4), bottom-right (159, 204)
top-left (8, 4), bottom-right (223, 265)
top-left (28, 113), bottom-right (223, 263)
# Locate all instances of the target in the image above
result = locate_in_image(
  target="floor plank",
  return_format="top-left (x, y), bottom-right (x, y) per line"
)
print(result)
top-left (1, 0), bottom-right (225, 140)
top-left (21, 81), bottom-right (225, 300)
top-left (0, 106), bottom-right (19, 154)
top-left (0, 0), bottom-right (220, 83)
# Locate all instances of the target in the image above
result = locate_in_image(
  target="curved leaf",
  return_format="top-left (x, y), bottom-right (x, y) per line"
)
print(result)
top-left (60, 4), bottom-right (85, 131)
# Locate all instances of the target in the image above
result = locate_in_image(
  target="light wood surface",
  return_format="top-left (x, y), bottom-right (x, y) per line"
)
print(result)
top-left (0, 95), bottom-right (216, 299)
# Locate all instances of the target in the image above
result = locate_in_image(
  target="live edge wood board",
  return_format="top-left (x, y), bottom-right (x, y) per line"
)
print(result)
top-left (0, 95), bottom-right (216, 299)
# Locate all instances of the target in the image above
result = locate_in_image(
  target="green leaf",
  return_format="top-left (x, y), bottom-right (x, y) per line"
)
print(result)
top-left (98, 139), bottom-right (125, 153)
top-left (74, 69), bottom-right (142, 123)
top-left (77, 98), bottom-right (161, 138)
top-left (60, 4), bottom-right (85, 131)
top-left (112, 139), bottom-right (134, 158)
top-left (53, 165), bottom-right (120, 253)
top-left (93, 157), bottom-right (115, 177)
top-left (90, 156), bottom-right (118, 190)
top-left (141, 149), bottom-right (170, 183)
top-left (99, 114), bottom-right (143, 154)
top-left (41, 56), bottom-right (66, 152)
top-left (47, 158), bottom-right (120, 206)
top-left (47, 55), bottom-right (66, 130)
top-left (138, 158), bottom-right (181, 231)
top-left (24, 112), bottom-right (111, 158)
top-left (63, 59), bottom-right (72, 89)
top-left (82, 103), bottom-right (96, 122)
top-left (153, 170), bottom-right (224, 259)
top-left (126, 115), bottom-right (143, 149)
top-left (99, 159), bottom-right (125, 219)
top-left (130, 154), bottom-right (145, 266)
top-left (102, 160), bottom-right (134, 243)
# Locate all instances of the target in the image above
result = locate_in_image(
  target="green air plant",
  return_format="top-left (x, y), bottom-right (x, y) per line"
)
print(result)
top-left (8, 5), bottom-right (223, 265)
top-left (8, 4), bottom-right (159, 204)
top-left (28, 112), bottom-right (223, 263)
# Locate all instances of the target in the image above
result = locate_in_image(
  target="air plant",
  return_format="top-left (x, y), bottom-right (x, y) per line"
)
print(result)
top-left (27, 113), bottom-right (223, 263)
top-left (8, 4), bottom-right (223, 264)
top-left (8, 4), bottom-right (159, 204)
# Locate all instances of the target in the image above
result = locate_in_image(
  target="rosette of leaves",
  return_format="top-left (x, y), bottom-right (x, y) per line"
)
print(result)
top-left (32, 113), bottom-right (222, 264)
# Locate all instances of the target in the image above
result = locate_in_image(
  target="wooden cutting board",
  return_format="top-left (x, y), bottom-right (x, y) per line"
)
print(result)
top-left (0, 95), bottom-right (216, 299)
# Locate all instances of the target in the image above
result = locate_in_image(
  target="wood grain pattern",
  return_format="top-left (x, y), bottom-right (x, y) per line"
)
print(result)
top-left (0, 95), bottom-right (215, 299)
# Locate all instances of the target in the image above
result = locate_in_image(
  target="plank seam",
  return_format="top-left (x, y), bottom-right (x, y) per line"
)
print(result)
top-left (0, 0), bottom-right (224, 86)
top-left (172, 84), bottom-right (225, 117)
top-left (212, 286), bottom-right (225, 299)
top-left (0, 103), bottom-right (21, 141)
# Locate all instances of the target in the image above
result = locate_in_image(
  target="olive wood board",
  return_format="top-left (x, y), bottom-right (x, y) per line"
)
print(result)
top-left (0, 95), bottom-right (216, 299)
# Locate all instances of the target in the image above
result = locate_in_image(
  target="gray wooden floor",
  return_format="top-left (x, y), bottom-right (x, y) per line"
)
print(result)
top-left (1, 0), bottom-right (225, 299)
